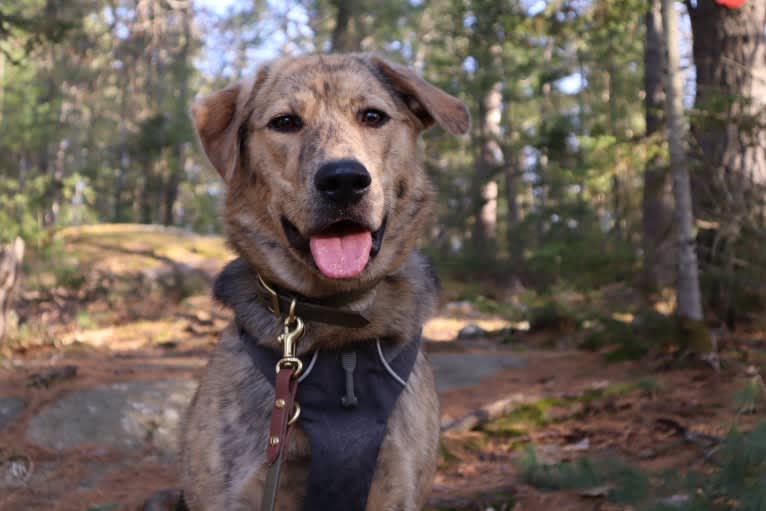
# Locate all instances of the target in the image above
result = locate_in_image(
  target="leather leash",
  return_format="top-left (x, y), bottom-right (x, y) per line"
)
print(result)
top-left (256, 274), bottom-right (374, 511)
top-left (262, 365), bottom-right (300, 511)
top-left (261, 301), bottom-right (304, 511)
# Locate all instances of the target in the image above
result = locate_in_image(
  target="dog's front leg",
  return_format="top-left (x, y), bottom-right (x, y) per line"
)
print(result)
top-left (366, 355), bottom-right (440, 511)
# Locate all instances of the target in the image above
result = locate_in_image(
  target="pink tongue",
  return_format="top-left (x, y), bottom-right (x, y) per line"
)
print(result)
top-left (310, 230), bottom-right (372, 279)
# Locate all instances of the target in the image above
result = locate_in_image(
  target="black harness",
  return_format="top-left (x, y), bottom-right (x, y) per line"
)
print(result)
top-left (239, 328), bottom-right (420, 510)
top-left (176, 257), bottom-right (435, 511)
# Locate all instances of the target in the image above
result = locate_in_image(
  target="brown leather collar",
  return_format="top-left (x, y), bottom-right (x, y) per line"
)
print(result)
top-left (254, 273), bottom-right (377, 328)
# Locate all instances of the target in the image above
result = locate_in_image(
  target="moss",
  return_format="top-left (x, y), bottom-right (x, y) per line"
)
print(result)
top-left (482, 398), bottom-right (569, 436)
top-left (75, 312), bottom-right (98, 330)
top-left (676, 316), bottom-right (716, 354)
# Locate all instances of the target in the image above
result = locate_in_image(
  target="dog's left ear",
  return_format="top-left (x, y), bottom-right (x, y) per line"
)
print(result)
top-left (191, 69), bottom-right (266, 182)
top-left (369, 56), bottom-right (471, 136)
top-left (191, 81), bottom-right (243, 182)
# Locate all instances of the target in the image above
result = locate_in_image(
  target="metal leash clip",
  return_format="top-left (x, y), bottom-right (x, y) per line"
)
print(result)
top-left (275, 299), bottom-right (305, 377)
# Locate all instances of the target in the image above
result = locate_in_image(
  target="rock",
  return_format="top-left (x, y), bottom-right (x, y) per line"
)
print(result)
top-left (457, 323), bottom-right (489, 340)
top-left (27, 365), bottom-right (78, 388)
top-left (430, 353), bottom-right (526, 391)
top-left (27, 379), bottom-right (196, 455)
top-left (0, 396), bottom-right (26, 430)
top-left (1, 454), bottom-right (34, 487)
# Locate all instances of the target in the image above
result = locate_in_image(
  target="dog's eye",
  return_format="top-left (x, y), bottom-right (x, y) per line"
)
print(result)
top-left (267, 114), bottom-right (303, 133)
top-left (359, 109), bottom-right (389, 128)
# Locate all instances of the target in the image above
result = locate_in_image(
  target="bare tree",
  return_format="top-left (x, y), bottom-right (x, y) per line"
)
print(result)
top-left (642, 0), bottom-right (675, 297)
top-left (0, 238), bottom-right (23, 344)
top-left (472, 84), bottom-right (503, 259)
top-left (662, 0), bottom-right (714, 360)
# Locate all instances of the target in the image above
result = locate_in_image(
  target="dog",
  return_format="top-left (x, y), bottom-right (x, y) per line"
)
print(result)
top-left (177, 53), bottom-right (470, 511)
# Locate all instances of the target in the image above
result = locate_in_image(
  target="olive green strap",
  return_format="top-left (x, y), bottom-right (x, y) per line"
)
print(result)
top-left (261, 450), bottom-right (285, 511)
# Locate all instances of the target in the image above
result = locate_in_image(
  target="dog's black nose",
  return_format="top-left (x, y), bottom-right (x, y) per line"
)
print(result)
top-left (314, 160), bottom-right (371, 205)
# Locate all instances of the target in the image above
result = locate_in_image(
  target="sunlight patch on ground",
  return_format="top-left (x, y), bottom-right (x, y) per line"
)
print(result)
top-left (55, 224), bottom-right (232, 275)
top-left (61, 318), bottom-right (190, 350)
top-left (424, 316), bottom-right (512, 341)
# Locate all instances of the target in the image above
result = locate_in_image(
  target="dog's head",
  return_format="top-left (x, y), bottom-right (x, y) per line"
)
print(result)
top-left (192, 54), bottom-right (469, 296)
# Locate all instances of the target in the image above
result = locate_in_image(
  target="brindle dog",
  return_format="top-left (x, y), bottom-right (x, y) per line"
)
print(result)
top-left (178, 54), bottom-right (469, 511)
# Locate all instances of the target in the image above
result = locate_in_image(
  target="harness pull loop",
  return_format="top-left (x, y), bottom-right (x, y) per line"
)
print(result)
top-left (340, 351), bottom-right (359, 408)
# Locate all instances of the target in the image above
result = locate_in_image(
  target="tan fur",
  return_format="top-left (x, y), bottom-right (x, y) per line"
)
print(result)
top-left (181, 53), bottom-right (469, 511)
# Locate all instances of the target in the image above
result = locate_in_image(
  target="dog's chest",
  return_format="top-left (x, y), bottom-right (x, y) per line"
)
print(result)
top-left (240, 330), bottom-right (420, 511)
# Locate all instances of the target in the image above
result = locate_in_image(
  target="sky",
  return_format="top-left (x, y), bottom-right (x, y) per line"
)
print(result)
top-left (198, 0), bottom-right (240, 15)
top-left (194, 0), bottom-right (695, 101)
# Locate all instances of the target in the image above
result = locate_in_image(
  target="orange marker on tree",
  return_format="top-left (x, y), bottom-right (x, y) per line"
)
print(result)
top-left (715, 0), bottom-right (745, 8)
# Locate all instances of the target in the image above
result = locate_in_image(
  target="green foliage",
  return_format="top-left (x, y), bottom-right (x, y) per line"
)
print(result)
top-left (5, 318), bottom-right (56, 349)
top-left (25, 238), bottom-right (87, 291)
top-left (517, 446), bottom-right (649, 504)
top-left (522, 288), bottom-right (588, 333)
top-left (75, 311), bottom-right (97, 330)
top-left (0, 0), bottom-right (763, 342)
top-left (520, 205), bottom-right (639, 291)
top-left (734, 378), bottom-right (765, 415)
top-left (528, 299), bottom-right (579, 333)
top-left (520, 421), bottom-right (766, 510)
top-left (0, 175), bottom-right (50, 245)
top-left (580, 309), bottom-right (679, 361)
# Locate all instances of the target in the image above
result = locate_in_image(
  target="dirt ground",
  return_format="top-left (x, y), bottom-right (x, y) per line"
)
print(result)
top-left (2, 322), bottom-right (753, 511)
top-left (1, 226), bottom-right (762, 511)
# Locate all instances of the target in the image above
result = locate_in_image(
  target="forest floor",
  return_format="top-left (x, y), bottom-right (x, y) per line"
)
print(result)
top-left (1, 225), bottom-right (764, 511)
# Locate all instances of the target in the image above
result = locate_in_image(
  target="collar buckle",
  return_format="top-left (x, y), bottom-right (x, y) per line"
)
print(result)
top-left (257, 273), bottom-right (282, 315)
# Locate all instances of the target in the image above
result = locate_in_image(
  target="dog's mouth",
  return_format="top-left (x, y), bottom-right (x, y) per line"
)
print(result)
top-left (281, 216), bottom-right (387, 279)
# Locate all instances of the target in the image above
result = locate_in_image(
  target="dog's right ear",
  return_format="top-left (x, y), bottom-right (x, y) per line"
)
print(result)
top-left (368, 56), bottom-right (471, 136)
top-left (191, 78), bottom-right (254, 182)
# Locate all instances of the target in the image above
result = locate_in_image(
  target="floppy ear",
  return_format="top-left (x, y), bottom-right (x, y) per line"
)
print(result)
top-left (191, 78), bottom-right (252, 182)
top-left (369, 56), bottom-right (471, 136)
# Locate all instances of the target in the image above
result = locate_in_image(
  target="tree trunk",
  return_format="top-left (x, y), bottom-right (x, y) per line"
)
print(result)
top-left (536, 38), bottom-right (555, 236)
top-left (686, 0), bottom-right (766, 326)
top-left (471, 84), bottom-right (503, 261)
top-left (114, 65), bottom-right (131, 222)
top-left (163, 2), bottom-right (192, 227)
top-left (0, 238), bottom-right (24, 343)
top-left (662, 0), bottom-right (704, 324)
top-left (607, 56), bottom-right (624, 239)
top-left (642, 0), bottom-right (675, 297)
top-left (505, 148), bottom-right (521, 261)
top-left (688, 0), bottom-right (766, 220)
top-left (0, 50), bottom-right (4, 125)
top-left (330, 0), bottom-right (358, 52)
